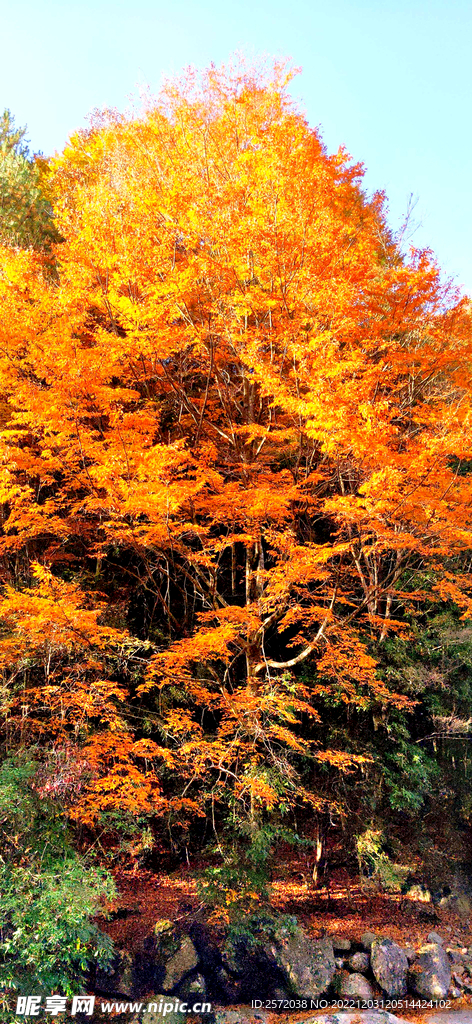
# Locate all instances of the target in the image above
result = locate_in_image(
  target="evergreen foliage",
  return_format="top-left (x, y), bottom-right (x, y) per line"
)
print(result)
top-left (0, 755), bottom-right (115, 1002)
top-left (0, 110), bottom-right (61, 250)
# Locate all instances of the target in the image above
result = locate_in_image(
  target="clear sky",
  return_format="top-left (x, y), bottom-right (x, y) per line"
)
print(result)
top-left (1, 0), bottom-right (471, 292)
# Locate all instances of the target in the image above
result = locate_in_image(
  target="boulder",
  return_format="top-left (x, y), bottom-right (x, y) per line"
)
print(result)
top-left (96, 951), bottom-right (134, 997)
top-left (265, 929), bottom-right (335, 998)
top-left (161, 935), bottom-right (199, 992)
top-left (212, 1012), bottom-right (261, 1024)
top-left (221, 932), bottom-right (285, 1001)
top-left (133, 936), bottom-right (162, 994)
top-left (221, 936), bottom-right (246, 975)
top-left (402, 900), bottom-right (438, 922)
top-left (338, 971), bottom-right (374, 1001)
top-left (212, 966), bottom-right (242, 1003)
top-left (408, 942), bottom-right (451, 999)
top-left (175, 970), bottom-right (207, 1002)
top-left (273, 985), bottom-right (290, 1000)
top-left (189, 922), bottom-right (222, 971)
top-left (456, 896), bottom-right (472, 919)
top-left (154, 919), bottom-right (179, 950)
top-left (370, 938), bottom-right (408, 997)
top-left (333, 938), bottom-right (352, 952)
top-left (136, 920), bottom-right (199, 995)
top-left (348, 951), bottom-right (370, 974)
top-left (361, 931), bottom-right (380, 950)
top-left (427, 931), bottom-right (444, 945)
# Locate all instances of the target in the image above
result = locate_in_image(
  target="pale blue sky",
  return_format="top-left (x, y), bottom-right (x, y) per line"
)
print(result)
top-left (1, 0), bottom-right (471, 291)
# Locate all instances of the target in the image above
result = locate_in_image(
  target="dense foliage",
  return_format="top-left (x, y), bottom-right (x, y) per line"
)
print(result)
top-left (0, 755), bottom-right (114, 1014)
top-left (0, 110), bottom-right (60, 251)
top-left (0, 58), bottom-right (472, 982)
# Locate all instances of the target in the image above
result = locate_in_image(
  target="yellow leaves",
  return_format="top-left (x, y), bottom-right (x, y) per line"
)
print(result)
top-left (314, 750), bottom-right (373, 772)
top-left (264, 723), bottom-right (308, 753)
top-left (0, 563), bottom-right (127, 666)
top-left (236, 775), bottom-right (278, 811)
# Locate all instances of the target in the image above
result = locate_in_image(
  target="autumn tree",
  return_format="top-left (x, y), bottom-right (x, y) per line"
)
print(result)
top-left (0, 59), bottom-right (471, 878)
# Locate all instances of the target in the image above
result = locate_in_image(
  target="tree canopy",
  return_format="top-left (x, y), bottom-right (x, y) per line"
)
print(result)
top-left (0, 60), bottom-right (471, 896)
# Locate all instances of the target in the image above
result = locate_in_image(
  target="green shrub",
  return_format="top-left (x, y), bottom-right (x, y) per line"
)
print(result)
top-left (0, 753), bottom-right (115, 1002)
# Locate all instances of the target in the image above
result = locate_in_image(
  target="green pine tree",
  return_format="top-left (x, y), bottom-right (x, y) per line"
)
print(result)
top-left (0, 109), bottom-right (61, 250)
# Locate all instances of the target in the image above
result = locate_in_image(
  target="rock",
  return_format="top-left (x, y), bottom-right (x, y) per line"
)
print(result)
top-left (424, 1015), bottom-right (472, 1024)
top-left (118, 959), bottom-right (134, 998)
top-left (445, 946), bottom-right (461, 961)
top-left (273, 985), bottom-right (290, 1000)
top-left (348, 951), bottom-right (370, 973)
top-left (213, 966), bottom-right (243, 1003)
top-left (138, 922), bottom-right (199, 995)
top-left (408, 942), bottom-right (452, 999)
top-left (266, 929), bottom-right (336, 998)
top-left (456, 896), bottom-right (472, 919)
top-left (333, 938), bottom-right (352, 952)
top-left (338, 971), bottom-right (374, 1001)
top-left (133, 936), bottom-right (162, 994)
top-left (154, 919), bottom-right (178, 944)
top-left (370, 938), bottom-right (408, 997)
top-left (221, 937), bottom-right (246, 975)
top-left (175, 970), bottom-right (207, 1001)
top-left (419, 906), bottom-right (440, 923)
top-left (362, 931), bottom-right (379, 950)
top-left (212, 1011), bottom-right (257, 1024)
top-left (96, 951), bottom-right (134, 997)
top-left (221, 931), bottom-right (286, 1001)
top-left (403, 946), bottom-right (416, 963)
top-left (427, 931), bottom-right (444, 944)
top-left (161, 935), bottom-right (199, 992)
top-left (189, 922), bottom-right (222, 972)
top-left (110, 902), bottom-right (140, 921)
top-left (336, 957), bottom-right (346, 969)
top-left (451, 986), bottom-right (463, 998)
top-left (212, 1010), bottom-right (272, 1024)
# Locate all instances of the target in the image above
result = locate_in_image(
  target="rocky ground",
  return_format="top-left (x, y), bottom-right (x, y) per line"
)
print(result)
top-left (82, 866), bottom-right (472, 1023)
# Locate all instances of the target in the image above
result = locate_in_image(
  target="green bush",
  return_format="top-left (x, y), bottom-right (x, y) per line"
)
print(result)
top-left (0, 753), bottom-right (115, 1002)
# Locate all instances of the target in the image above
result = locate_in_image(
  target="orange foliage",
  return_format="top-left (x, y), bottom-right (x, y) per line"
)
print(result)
top-left (0, 57), bottom-right (472, 833)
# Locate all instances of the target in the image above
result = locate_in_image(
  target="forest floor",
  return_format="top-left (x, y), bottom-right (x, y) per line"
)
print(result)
top-left (96, 862), bottom-right (472, 1023)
